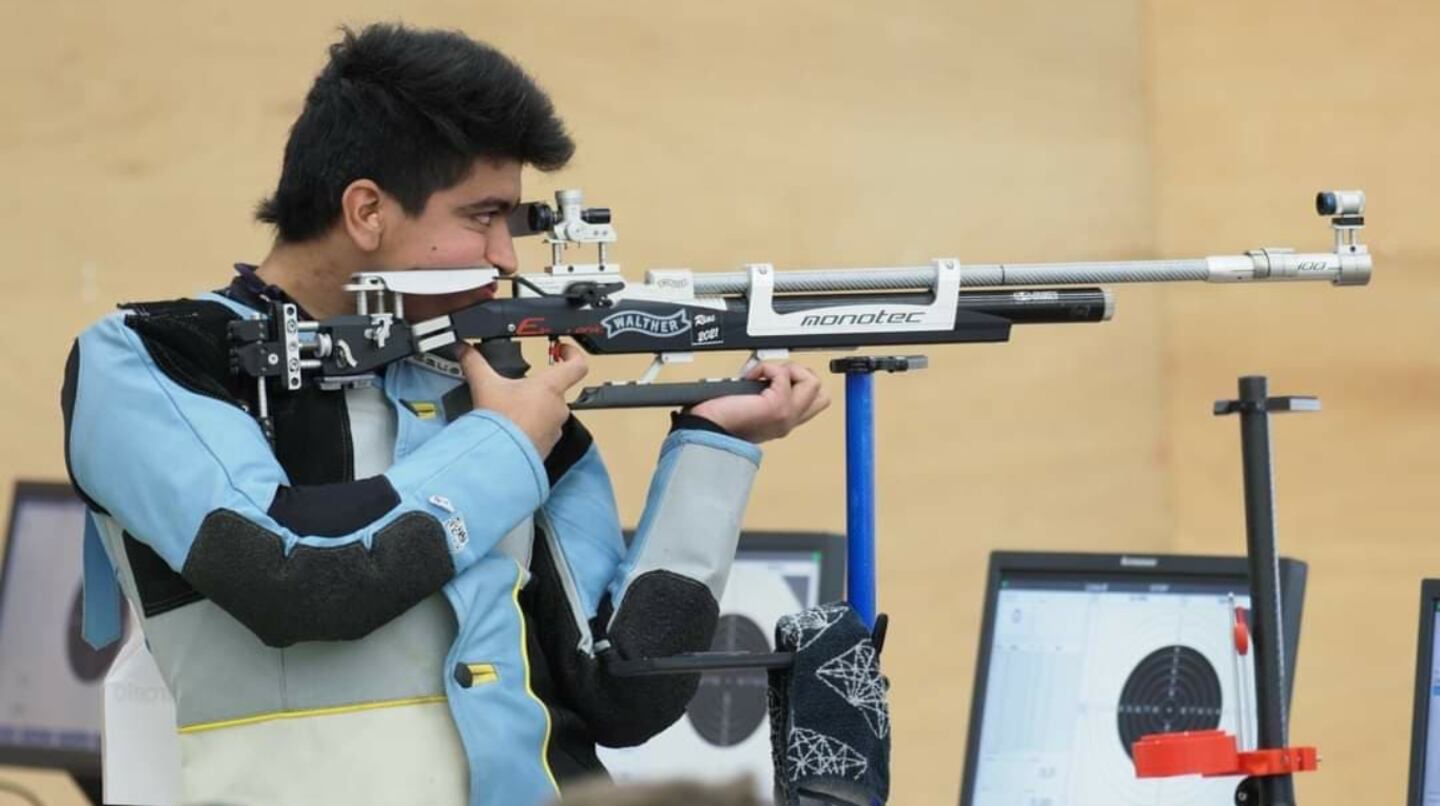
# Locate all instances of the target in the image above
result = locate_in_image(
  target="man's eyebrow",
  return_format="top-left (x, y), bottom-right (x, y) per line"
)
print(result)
top-left (454, 196), bottom-right (519, 214)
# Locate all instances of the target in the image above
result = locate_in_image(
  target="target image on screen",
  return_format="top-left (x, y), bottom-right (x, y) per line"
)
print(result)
top-left (1115, 644), bottom-right (1226, 760)
top-left (966, 561), bottom-right (1290, 806)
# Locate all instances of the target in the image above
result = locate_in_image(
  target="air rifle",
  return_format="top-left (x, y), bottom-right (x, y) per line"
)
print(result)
top-left (229, 189), bottom-right (1370, 432)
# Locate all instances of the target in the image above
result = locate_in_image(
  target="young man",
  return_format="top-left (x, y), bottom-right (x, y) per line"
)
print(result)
top-left (62, 24), bottom-right (827, 806)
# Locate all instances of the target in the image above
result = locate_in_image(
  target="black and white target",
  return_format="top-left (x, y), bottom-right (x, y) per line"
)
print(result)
top-left (1116, 644), bottom-right (1223, 758)
top-left (685, 614), bottom-right (771, 746)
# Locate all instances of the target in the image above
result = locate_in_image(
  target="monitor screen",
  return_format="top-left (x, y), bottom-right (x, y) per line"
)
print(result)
top-left (599, 532), bottom-right (844, 795)
top-left (0, 483), bottom-right (126, 775)
top-left (961, 553), bottom-right (1305, 806)
top-left (1409, 582), bottom-right (1440, 806)
top-left (729, 548), bottom-right (829, 611)
top-left (1422, 601), bottom-right (1440, 804)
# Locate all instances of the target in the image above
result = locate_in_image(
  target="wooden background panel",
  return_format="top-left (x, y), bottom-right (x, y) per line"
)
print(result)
top-left (0, 767), bottom-right (85, 805)
top-left (0, 2), bottom-right (1161, 804)
top-left (1149, 1), bottom-right (1440, 803)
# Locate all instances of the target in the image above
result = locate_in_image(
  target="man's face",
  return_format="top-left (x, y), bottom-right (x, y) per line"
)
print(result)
top-left (374, 157), bottom-right (523, 322)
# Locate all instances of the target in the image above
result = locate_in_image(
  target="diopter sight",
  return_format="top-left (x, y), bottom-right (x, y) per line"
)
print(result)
top-left (507, 188), bottom-right (618, 276)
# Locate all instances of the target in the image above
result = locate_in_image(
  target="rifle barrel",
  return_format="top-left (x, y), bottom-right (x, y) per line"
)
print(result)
top-left (686, 250), bottom-right (1369, 295)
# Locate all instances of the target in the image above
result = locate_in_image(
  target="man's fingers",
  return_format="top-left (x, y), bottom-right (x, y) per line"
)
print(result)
top-left (552, 341), bottom-right (586, 363)
top-left (785, 364), bottom-right (830, 425)
top-left (757, 362), bottom-right (792, 402)
top-left (457, 342), bottom-right (500, 382)
top-left (540, 345), bottom-right (590, 391)
top-left (787, 365), bottom-right (822, 415)
top-left (798, 385), bottom-right (831, 424)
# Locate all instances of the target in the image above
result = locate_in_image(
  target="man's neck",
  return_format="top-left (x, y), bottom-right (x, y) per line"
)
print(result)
top-left (254, 235), bottom-right (359, 320)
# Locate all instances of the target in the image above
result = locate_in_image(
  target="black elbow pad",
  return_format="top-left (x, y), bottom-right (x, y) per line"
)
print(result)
top-left (182, 509), bottom-right (455, 647)
top-left (596, 569), bottom-right (720, 747)
top-left (524, 529), bottom-right (720, 749)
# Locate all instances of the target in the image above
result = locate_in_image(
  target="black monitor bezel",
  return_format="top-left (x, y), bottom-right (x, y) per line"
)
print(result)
top-left (1406, 578), bottom-right (1440, 805)
top-left (0, 480), bottom-right (104, 779)
top-left (957, 550), bottom-right (1308, 806)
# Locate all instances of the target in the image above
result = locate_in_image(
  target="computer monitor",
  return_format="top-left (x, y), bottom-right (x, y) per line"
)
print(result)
top-left (599, 531), bottom-right (845, 794)
top-left (959, 551), bottom-right (1306, 806)
top-left (1406, 579), bottom-right (1440, 805)
top-left (0, 481), bottom-right (127, 798)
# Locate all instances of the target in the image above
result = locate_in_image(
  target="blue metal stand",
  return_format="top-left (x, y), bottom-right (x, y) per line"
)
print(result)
top-left (845, 371), bottom-right (878, 629)
top-left (831, 355), bottom-right (927, 633)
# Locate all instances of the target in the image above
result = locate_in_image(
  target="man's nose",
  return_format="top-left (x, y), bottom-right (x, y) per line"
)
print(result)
top-left (488, 218), bottom-right (518, 276)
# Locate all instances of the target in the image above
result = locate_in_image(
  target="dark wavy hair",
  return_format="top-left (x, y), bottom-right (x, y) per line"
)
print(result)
top-left (256, 23), bottom-right (574, 243)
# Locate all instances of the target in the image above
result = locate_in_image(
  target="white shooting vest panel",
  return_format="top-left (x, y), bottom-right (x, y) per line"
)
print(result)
top-left (102, 385), bottom-right (470, 806)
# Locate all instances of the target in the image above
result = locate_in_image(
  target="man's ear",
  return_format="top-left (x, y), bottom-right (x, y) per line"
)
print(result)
top-left (340, 179), bottom-right (385, 252)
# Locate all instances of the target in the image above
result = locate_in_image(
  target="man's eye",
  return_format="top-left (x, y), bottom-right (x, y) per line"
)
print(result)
top-left (471, 213), bottom-right (495, 225)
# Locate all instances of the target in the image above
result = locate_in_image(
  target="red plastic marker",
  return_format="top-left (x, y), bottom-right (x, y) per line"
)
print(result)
top-left (1134, 730), bottom-right (1318, 778)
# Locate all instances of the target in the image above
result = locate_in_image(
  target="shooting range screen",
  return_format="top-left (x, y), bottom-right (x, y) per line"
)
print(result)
top-left (599, 544), bottom-right (829, 795)
top-left (970, 572), bottom-right (1260, 806)
top-left (729, 549), bottom-right (826, 611)
top-left (1420, 602), bottom-right (1440, 805)
top-left (0, 487), bottom-right (122, 765)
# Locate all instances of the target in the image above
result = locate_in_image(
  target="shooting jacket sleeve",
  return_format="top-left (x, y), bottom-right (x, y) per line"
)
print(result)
top-left (527, 416), bottom-right (761, 747)
top-left (63, 311), bottom-right (549, 647)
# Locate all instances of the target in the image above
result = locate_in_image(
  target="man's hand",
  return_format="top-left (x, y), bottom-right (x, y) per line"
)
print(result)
top-left (457, 341), bottom-right (588, 457)
top-left (688, 362), bottom-right (831, 444)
